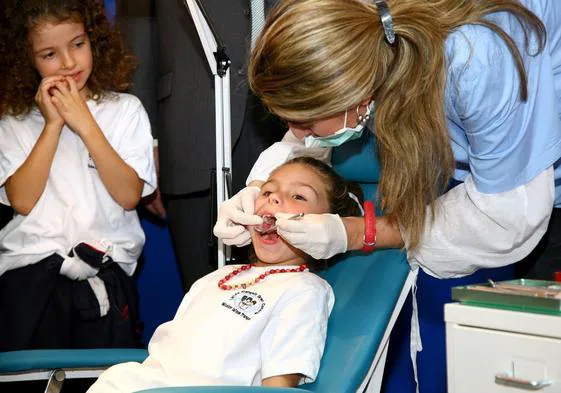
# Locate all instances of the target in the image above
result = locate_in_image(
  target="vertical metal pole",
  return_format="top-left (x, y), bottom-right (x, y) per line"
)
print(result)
top-left (184, 0), bottom-right (232, 269)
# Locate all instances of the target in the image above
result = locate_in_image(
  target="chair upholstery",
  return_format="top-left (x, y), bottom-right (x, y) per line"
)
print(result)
top-left (306, 249), bottom-right (410, 392)
top-left (135, 132), bottom-right (412, 393)
top-left (0, 348), bottom-right (148, 393)
top-left (137, 388), bottom-right (308, 393)
top-left (0, 349), bottom-right (148, 373)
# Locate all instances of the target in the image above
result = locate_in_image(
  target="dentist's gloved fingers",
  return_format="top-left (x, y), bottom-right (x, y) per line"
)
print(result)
top-left (221, 186), bottom-right (262, 225)
top-left (226, 209), bottom-right (263, 227)
top-left (240, 187), bottom-right (260, 216)
top-left (275, 213), bottom-right (348, 259)
top-left (213, 186), bottom-right (263, 247)
top-left (275, 212), bottom-right (300, 220)
top-left (213, 215), bottom-right (259, 246)
top-left (214, 222), bottom-right (253, 247)
top-left (214, 224), bottom-right (247, 239)
top-left (274, 218), bottom-right (307, 233)
top-left (213, 209), bottom-right (262, 238)
top-left (221, 230), bottom-right (252, 247)
top-left (275, 230), bottom-right (308, 245)
top-left (274, 212), bottom-right (307, 232)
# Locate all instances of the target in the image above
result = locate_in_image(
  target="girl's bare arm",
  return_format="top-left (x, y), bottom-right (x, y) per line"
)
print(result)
top-left (261, 374), bottom-right (302, 387)
top-left (5, 123), bottom-right (62, 215)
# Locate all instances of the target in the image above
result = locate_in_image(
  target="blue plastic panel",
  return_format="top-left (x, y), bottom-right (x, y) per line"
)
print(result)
top-left (0, 349), bottom-right (148, 373)
top-left (137, 388), bottom-right (308, 393)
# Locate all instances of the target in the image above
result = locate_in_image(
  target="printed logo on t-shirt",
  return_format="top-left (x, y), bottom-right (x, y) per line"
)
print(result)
top-left (222, 290), bottom-right (265, 320)
top-left (87, 154), bottom-right (96, 169)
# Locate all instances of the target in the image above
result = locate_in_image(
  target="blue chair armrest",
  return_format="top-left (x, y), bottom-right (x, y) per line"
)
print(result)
top-left (0, 349), bottom-right (148, 373)
top-left (136, 387), bottom-right (308, 393)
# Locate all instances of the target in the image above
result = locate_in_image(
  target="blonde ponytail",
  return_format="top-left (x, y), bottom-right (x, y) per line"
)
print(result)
top-left (249, 0), bottom-right (545, 249)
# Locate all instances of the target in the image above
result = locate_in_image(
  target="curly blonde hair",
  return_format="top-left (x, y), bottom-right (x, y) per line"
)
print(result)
top-left (249, 0), bottom-right (545, 249)
top-left (0, 0), bottom-right (137, 119)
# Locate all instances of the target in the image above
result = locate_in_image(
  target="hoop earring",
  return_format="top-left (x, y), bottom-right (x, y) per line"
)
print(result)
top-left (357, 105), bottom-right (371, 124)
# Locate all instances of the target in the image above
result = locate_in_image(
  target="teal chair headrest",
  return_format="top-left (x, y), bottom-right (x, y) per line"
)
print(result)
top-left (332, 131), bottom-right (380, 184)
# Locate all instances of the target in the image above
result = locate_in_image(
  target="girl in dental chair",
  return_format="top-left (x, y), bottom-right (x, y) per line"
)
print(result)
top-left (88, 157), bottom-right (364, 391)
top-left (0, 0), bottom-right (156, 351)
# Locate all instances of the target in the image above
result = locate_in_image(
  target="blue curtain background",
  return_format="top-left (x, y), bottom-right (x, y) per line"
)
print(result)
top-left (104, 0), bottom-right (116, 23)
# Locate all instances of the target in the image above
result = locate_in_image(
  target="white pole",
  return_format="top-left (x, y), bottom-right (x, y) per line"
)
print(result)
top-left (184, 0), bottom-right (232, 269)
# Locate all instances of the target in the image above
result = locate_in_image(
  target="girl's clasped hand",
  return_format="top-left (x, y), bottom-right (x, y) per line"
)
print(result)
top-left (41, 76), bottom-right (97, 135)
top-left (36, 76), bottom-right (97, 137)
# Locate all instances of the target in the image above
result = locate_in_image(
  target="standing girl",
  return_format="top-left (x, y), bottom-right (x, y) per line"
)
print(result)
top-left (0, 0), bottom-right (156, 350)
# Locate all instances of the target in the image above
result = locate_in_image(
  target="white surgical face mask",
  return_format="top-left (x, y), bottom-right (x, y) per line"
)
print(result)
top-left (303, 103), bottom-right (373, 148)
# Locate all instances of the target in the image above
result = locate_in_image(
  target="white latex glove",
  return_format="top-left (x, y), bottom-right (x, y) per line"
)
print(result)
top-left (213, 186), bottom-right (263, 246)
top-left (275, 212), bottom-right (348, 259)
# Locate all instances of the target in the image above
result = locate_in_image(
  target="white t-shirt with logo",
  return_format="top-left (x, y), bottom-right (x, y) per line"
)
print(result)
top-left (88, 265), bottom-right (335, 392)
top-left (0, 93), bottom-right (156, 276)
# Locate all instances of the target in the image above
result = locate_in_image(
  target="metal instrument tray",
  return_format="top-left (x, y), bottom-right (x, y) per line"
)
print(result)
top-left (452, 279), bottom-right (561, 315)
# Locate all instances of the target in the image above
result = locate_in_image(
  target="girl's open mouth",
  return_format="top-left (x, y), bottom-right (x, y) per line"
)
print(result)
top-left (255, 215), bottom-right (276, 233)
top-left (255, 215), bottom-right (281, 243)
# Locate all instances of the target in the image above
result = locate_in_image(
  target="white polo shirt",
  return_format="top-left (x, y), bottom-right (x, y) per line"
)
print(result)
top-left (0, 93), bottom-right (156, 276)
top-left (88, 265), bottom-right (334, 392)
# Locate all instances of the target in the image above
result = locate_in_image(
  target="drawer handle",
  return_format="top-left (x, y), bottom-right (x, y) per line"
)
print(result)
top-left (495, 373), bottom-right (553, 390)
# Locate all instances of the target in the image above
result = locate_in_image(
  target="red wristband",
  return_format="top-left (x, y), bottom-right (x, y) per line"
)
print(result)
top-left (362, 200), bottom-right (376, 252)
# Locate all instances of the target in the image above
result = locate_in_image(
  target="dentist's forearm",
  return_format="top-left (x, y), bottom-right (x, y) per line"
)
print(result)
top-left (343, 215), bottom-right (404, 251)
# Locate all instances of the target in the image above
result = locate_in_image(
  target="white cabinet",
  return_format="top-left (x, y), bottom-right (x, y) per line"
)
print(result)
top-left (445, 303), bottom-right (561, 392)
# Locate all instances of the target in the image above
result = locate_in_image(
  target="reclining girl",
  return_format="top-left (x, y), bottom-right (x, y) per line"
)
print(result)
top-left (88, 156), bottom-right (363, 392)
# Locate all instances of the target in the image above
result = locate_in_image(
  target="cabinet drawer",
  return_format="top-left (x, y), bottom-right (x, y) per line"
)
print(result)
top-left (447, 324), bottom-right (561, 393)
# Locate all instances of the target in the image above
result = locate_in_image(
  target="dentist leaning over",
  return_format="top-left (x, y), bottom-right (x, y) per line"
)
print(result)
top-left (215, 0), bottom-right (561, 281)
top-left (215, 2), bottom-right (561, 390)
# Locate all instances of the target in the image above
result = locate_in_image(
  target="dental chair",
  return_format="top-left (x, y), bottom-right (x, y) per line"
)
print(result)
top-left (132, 133), bottom-right (414, 393)
top-left (0, 348), bottom-right (148, 392)
top-left (0, 132), bottom-right (414, 393)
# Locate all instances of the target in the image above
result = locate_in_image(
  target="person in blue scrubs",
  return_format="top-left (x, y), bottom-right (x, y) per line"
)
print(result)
top-left (213, 0), bottom-right (560, 392)
top-left (215, 0), bottom-right (561, 286)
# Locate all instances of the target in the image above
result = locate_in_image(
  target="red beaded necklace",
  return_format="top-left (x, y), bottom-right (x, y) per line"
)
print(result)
top-left (218, 263), bottom-right (308, 290)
